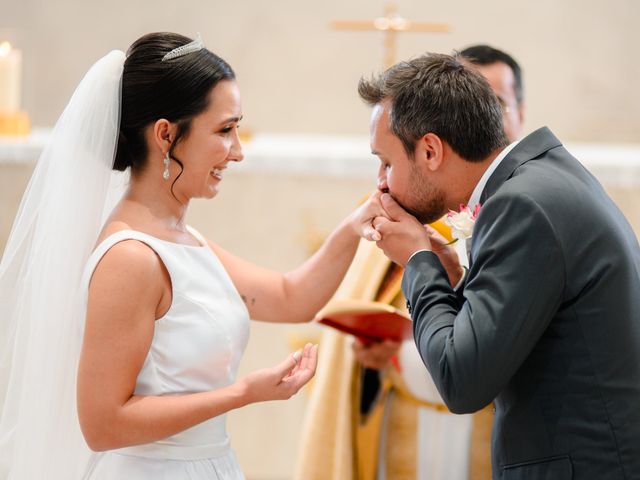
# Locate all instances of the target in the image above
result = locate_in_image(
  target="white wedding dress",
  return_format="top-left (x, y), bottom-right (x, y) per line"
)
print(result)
top-left (80, 227), bottom-right (250, 480)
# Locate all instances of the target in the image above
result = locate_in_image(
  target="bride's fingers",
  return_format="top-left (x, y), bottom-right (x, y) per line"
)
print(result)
top-left (274, 350), bottom-right (302, 380)
top-left (285, 344), bottom-right (317, 382)
top-left (304, 344), bottom-right (318, 372)
top-left (298, 343), bottom-right (313, 370)
top-left (286, 348), bottom-right (306, 377)
top-left (363, 225), bottom-right (381, 242)
top-left (290, 358), bottom-right (316, 385)
top-left (295, 344), bottom-right (317, 373)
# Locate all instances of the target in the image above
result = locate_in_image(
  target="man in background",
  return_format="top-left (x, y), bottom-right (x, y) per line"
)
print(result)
top-left (460, 45), bottom-right (525, 142)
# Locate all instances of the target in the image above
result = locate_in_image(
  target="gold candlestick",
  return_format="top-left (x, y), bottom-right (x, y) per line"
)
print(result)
top-left (0, 41), bottom-right (30, 136)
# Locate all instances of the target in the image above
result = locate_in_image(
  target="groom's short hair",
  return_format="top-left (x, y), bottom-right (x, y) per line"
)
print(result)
top-left (358, 53), bottom-right (508, 162)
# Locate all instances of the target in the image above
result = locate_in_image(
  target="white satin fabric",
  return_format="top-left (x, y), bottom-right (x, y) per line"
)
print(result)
top-left (80, 228), bottom-right (250, 479)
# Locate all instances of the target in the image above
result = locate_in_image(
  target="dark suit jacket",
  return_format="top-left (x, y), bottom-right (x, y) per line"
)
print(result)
top-left (403, 127), bottom-right (640, 479)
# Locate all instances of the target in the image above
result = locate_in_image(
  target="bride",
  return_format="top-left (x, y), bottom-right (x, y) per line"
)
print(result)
top-left (0, 32), bottom-right (385, 479)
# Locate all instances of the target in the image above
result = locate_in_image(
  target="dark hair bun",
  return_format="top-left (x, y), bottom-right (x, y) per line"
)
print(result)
top-left (113, 130), bottom-right (134, 171)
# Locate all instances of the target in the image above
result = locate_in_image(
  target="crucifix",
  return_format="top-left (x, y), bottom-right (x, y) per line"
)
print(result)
top-left (331, 2), bottom-right (451, 69)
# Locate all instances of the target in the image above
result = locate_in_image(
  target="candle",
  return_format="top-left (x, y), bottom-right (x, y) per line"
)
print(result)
top-left (0, 41), bottom-right (22, 113)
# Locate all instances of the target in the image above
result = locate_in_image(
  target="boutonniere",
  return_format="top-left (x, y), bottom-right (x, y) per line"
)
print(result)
top-left (444, 204), bottom-right (481, 243)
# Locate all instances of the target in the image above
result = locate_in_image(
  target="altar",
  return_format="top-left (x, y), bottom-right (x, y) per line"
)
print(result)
top-left (1, 129), bottom-right (640, 479)
top-left (2, 129), bottom-right (640, 257)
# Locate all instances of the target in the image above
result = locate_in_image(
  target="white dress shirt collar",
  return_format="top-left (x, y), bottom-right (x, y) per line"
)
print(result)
top-left (467, 140), bottom-right (520, 209)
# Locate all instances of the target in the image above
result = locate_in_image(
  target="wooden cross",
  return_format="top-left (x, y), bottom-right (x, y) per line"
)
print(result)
top-left (331, 2), bottom-right (451, 69)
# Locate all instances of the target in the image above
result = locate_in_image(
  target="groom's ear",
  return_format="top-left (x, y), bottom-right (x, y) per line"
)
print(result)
top-left (416, 133), bottom-right (444, 172)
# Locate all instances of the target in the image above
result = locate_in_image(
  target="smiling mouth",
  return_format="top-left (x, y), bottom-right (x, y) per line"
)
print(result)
top-left (210, 167), bottom-right (224, 179)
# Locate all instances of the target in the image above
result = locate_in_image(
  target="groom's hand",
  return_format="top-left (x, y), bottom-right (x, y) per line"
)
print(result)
top-left (349, 191), bottom-right (390, 242)
top-left (425, 224), bottom-right (465, 287)
top-left (372, 194), bottom-right (431, 266)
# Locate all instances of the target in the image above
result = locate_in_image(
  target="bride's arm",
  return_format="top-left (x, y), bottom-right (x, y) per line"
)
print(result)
top-left (77, 240), bottom-right (317, 451)
top-left (209, 192), bottom-right (385, 323)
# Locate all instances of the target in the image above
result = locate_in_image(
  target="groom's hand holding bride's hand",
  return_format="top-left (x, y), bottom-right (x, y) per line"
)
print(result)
top-left (237, 343), bottom-right (318, 404)
top-left (350, 191), bottom-right (390, 242)
top-left (371, 193), bottom-right (432, 266)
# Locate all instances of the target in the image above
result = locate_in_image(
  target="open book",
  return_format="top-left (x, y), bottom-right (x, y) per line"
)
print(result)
top-left (314, 298), bottom-right (412, 342)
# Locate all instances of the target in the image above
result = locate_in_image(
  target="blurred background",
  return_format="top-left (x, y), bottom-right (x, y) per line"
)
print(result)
top-left (1, 1), bottom-right (639, 478)
top-left (3, 0), bottom-right (640, 141)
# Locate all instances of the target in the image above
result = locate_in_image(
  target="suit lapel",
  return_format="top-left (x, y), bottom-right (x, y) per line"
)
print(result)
top-left (467, 127), bottom-right (563, 272)
top-left (479, 127), bottom-right (563, 204)
top-left (465, 237), bottom-right (472, 266)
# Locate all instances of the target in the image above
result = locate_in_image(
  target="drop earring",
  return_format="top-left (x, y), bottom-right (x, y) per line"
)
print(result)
top-left (163, 151), bottom-right (170, 181)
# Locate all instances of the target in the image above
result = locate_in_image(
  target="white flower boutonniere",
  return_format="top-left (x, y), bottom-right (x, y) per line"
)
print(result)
top-left (444, 204), bottom-right (481, 242)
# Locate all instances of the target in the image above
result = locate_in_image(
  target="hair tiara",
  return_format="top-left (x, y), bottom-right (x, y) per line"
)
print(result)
top-left (161, 33), bottom-right (205, 62)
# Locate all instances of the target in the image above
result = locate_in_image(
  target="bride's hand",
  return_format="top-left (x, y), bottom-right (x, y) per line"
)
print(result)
top-left (237, 343), bottom-right (318, 404)
top-left (349, 191), bottom-right (390, 242)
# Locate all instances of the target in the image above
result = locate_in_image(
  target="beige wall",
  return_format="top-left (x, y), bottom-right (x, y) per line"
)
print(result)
top-left (0, 163), bottom-right (32, 253)
top-left (2, 0), bottom-right (639, 143)
top-left (2, 1), bottom-right (640, 477)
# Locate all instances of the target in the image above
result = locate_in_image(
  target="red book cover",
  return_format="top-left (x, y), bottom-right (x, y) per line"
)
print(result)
top-left (315, 299), bottom-right (412, 342)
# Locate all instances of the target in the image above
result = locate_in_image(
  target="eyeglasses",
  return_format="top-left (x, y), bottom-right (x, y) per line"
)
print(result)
top-left (497, 97), bottom-right (512, 115)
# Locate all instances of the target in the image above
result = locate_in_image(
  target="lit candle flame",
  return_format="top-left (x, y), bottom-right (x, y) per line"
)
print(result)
top-left (0, 41), bottom-right (12, 58)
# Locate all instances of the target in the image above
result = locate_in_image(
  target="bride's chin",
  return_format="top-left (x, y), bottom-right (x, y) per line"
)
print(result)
top-left (204, 187), bottom-right (220, 199)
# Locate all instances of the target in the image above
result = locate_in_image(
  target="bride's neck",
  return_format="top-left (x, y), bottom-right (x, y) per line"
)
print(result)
top-left (122, 172), bottom-right (190, 232)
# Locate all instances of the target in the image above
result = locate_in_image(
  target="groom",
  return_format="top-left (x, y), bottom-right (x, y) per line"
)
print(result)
top-left (361, 53), bottom-right (640, 478)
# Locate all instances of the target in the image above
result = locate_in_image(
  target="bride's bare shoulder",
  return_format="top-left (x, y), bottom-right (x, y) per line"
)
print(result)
top-left (92, 216), bottom-right (159, 282)
top-left (95, 239), bottom-right (160, 279)
top-left (90, 235), bottom-right (162, 296)
top-left (95, 219), bottom-right (135, 244)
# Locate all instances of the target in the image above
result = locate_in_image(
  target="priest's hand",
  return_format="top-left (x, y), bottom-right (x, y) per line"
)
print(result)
top-left (237, 343), bottom-right (318, 404)
top-left (353, 338), bottom-right (401, 370)
top-left (372, 193), bottom-right (432, 266)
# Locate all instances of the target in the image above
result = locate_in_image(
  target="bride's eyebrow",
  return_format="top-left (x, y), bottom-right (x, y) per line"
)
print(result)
top-left (219, 115), bottom-right (243, 125)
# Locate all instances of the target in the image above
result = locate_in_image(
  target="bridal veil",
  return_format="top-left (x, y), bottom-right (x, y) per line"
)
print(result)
top-left (0, 50), bottom-right (128, 479)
